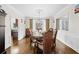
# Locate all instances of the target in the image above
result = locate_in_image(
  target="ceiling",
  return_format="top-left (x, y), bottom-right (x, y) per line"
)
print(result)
top-left (10, 4), bottom-right (68, 17)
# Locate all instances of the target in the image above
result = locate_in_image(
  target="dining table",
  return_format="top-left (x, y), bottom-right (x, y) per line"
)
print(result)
top-left (30, 31), bottom-right (43, 53)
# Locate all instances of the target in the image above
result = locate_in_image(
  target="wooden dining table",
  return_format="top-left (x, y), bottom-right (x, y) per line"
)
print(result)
top-left (30, 32), bottom-right (43, 53)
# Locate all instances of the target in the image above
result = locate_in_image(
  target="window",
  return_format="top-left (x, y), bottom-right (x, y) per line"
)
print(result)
top-left (56, 17), bottom-right (69, 31)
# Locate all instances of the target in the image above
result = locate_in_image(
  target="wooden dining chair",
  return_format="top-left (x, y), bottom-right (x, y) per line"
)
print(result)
top-left (30, 36), bottom-right (38, 54)
top-left (25, 28), bottom-right (31, 37)
top-left (51, 29), bottom-right (57, 54)
top-left (48, 28), bottom-right (57, 49)
top-left (37, 31), bottom-right (53, 54)
top-left (37, 28), bottom-right (58, 54)
top-left (53, 29), bottom-right (57, 48)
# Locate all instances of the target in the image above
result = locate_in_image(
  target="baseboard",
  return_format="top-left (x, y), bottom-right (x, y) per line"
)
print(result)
top-left (57, 39), bottom-right (78, 53)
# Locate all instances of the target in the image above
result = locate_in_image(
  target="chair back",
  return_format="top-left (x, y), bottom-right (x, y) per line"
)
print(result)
top-left (48, 28), bottom-right (57, 45)
top-left (53, 29), bottom-right (57, 43)
top-left (25, 28), bottom-right (31, 37)
top-left (37, 28), bottom-right (58, 54)
top-left (43, 31), bottom-right (53, 54)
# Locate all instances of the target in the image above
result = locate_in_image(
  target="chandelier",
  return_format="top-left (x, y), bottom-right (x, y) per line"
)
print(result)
top-left (36, 9), bottom-right (43, 19)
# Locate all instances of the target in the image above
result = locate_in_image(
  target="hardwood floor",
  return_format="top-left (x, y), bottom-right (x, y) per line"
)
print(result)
top-left (6, 37), bottom-right (33, 54)
top-left (55, 40), bottom-right (78, 54)
top-left (6, 37), bottom-right (78, 54)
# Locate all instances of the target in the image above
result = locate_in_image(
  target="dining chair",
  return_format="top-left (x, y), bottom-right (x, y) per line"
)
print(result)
top-left (37, 31), bottom-right (53, 54)
top-left (25, 28), bottom-right (31, 37)
top-left (30, 36), bottom-right (37, 53)
top-left (51, 29), bottom-right (57, 53)
top-left (37, 28), bottom-right (58, 54)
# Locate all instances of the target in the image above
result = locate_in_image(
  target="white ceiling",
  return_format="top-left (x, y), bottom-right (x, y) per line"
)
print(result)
top-left (10, 4), bottom-right (68, 17)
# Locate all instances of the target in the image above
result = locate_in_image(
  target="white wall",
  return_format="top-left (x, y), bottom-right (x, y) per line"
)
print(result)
top-left (18, 19), bottom-right (26, 40)
top-left (5, 15), bottom-right (11, 49)
top-left (54, 4), bottom-right (79, 53)
top-left (1, 4), bottom-right (23, 49)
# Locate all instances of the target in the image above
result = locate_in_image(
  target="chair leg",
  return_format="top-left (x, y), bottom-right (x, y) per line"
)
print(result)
top-left (51, 44), bottom-right (56, 54)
